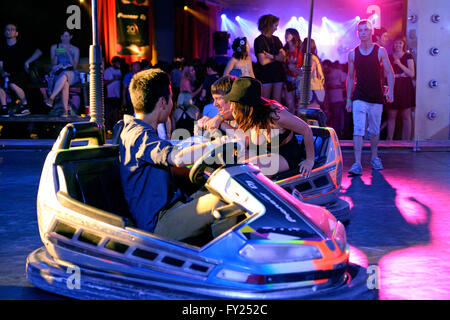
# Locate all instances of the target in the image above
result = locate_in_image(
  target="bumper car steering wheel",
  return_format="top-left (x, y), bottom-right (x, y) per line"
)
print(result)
top-left (189, 141), bottom-right (241, 185)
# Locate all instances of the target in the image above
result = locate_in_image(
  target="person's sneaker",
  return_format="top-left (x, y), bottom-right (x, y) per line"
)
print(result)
top-left (14, 105), bottom-right (31, 116)
top-left (348, 162), bottom-right (362, 175)
top-left (0, 105), bottom-right (9, 117)
top-left (371, 157), bottom-right (384, 170)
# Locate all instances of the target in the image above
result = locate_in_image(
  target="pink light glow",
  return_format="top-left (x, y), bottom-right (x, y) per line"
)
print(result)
top-left (348, 245), bottom-right (368, 268)
top-left (342, 166), bottom-right (450, 299)
top-left (379, 246), bottom-right (450, 300)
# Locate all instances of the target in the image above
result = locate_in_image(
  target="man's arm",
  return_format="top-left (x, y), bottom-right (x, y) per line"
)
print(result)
top-left (24, 49), bottom-right (42, 72)
top-left (345, 50), bottom-right (355, 112)
top-left (168, 139), bottom-right (225, 167)
top-left (380, 47), bottom-right (394, 103)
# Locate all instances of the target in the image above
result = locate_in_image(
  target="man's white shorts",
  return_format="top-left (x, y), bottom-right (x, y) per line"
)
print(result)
top-left (352, 99), bottom-right (383, 136)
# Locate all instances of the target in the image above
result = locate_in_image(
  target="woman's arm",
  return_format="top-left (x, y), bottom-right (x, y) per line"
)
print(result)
top-left (395, 57), bottom-right (415, 78)
top-left (223, 57), bottom-right (236, 76)
top-left (276, 108), bottom-right (315, 176)
top-left (257, 52), bottom-right (272, 66)
top-left (248, 58), bottom-right (256, 78)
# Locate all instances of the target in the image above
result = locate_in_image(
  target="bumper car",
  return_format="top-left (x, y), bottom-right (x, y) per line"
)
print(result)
top-left (26, 121), bottom-right (374, 300)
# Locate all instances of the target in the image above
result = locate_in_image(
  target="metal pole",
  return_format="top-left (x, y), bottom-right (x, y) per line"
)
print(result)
top-left (299, 0), bottom-right (314, 109)
top-left (89, 0), bottom-right (105, 144)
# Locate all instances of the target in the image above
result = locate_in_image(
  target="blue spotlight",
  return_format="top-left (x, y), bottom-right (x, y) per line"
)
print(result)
top-left (235, 15), bottom-right (240, 21)
top-left (221, 13), bottom-right (226, 19)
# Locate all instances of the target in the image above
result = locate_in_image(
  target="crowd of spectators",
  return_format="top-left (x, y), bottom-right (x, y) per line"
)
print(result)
top-left (0, 20), bottom-right (415, 141)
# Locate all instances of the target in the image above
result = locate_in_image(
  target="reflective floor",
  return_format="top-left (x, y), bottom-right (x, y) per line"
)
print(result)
top-left (0, 148), bottom-right (449, 299)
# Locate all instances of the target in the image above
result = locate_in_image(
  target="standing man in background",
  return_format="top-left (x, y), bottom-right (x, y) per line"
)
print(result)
top-left (346, 19), bottom-right (394, 175)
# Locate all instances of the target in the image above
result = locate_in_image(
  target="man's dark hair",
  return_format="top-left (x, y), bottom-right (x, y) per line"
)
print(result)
top-left (258, 14), bottom-right (279, 33)
top-left (111, 56), bottom-right (121, 64)
top-left (129, 68), bottom-right (171, 114)
top-left (211, 75), bottom-right (236, 96)
top-left (205, 57), bottom-right (219, 72)
top-left (4, 23), bottom-right (18, 32)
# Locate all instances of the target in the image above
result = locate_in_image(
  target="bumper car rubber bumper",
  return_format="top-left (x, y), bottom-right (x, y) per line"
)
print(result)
top-left (27, 247), bottom-right (377, 300)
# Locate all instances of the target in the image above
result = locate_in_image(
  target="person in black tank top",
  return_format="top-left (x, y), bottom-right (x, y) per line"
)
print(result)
top-left (345, 19), bottom-right (394, 175)
top-left (353, 44), bottom-right (384, 104)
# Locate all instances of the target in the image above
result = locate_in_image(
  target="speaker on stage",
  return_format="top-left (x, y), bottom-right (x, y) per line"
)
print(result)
top-left (213, 31), bottom-right (230, 55)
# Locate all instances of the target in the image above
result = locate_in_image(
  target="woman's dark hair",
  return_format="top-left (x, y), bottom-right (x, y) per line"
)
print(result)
top-left (284, 28), bottom-right (302, 52)
top-left (129, 68), bottom-right (171, 114)
top-left (58, 28), bottom-right (73, 41)
top-left (301, 38), bottom-right (318, 57)
top-left (258, 14), bottom-right (279, 34)
top-left (232, 101), bottom-right (281, 136)
top-left (231, 37), bottom-right (248, 59)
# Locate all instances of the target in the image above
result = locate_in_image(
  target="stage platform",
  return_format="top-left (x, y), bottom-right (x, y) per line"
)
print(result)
top-left (0, 114), bottom-right (90, 139)
top-left (1, 115), bottom-right (449, 150)
top-left (1, 137), bottom-right (449, 151)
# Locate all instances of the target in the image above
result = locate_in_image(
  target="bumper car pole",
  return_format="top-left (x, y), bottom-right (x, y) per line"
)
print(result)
top-left (298, 0), bottom-right (327, 127)
top-left (89, 0), bottom-right (106, 145)
top-left (299, 0), bottom-right (314, 110)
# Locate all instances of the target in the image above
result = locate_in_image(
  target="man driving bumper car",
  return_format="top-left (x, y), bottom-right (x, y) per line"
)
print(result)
top-left (120, 68), bottom-right (232, 241)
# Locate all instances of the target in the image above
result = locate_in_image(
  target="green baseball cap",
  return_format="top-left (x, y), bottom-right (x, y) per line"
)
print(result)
top-left (223, 76), bottom-right (271, 106)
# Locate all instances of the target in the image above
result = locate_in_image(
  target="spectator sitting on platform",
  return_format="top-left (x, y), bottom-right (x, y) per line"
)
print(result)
top-left (104, 56), bottom-right (122, 131)
top-left (45, 29), bottom-right (80, 117)
top-left (0, 23), bottom-right (42, 117)
top-left (122, 61), bottom-right (141, 115)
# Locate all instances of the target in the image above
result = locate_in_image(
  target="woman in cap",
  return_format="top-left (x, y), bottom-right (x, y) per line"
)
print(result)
top-left (224, 76), bottom-right (315, 177)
